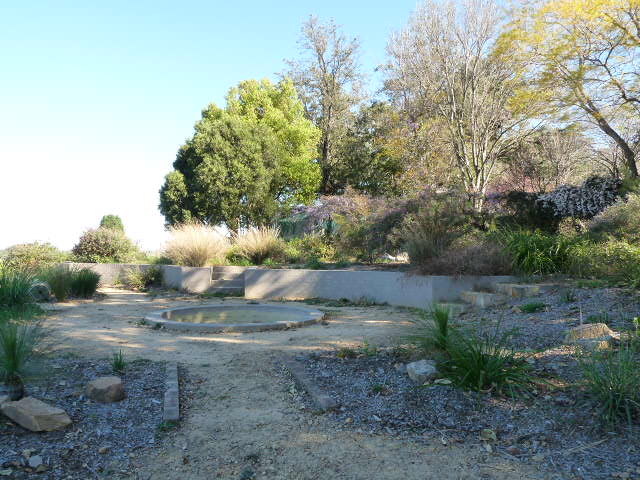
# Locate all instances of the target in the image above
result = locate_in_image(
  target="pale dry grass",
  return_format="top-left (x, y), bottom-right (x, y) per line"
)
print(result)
top-left (163, 223), bottom-right (230, 267)
top-left (232, 226), bottom-right (283, 264)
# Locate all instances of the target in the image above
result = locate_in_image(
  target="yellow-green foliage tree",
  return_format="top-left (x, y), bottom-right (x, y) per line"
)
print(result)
top-left (502, 0), bottom-right (640, 177)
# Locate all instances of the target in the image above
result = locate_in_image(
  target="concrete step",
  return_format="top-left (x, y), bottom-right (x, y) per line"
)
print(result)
top-left (211, 280), bottom-right (244, 288)
top-left (434, 302), bottom-right (469, 317)
top-left (212, 266), bottom-right (249, 275)
top-left (206, 286), bottom-right (244, 296)
top-left (460, 291), bottom-right (507, 308)
top-left (211, 272), bottom-right (245, 281)
top-left (494, 283), bottom-right (542, 298)
top-left (211, 275), bottom-right (244, 283)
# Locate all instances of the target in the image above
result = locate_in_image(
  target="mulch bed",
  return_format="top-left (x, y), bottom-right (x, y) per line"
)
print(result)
top-left (1, 356), bottom-right (166, 479)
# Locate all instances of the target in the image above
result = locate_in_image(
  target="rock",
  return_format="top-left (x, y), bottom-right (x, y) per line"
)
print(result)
top-left (98, 447), bottom-right (109, 454)
top-left (565, 323), bottom-right (615, 351)
top-left (239, 467), bottom-right (255, 480)
top-left (86, 376), bottom-right (125, 403)
top-left (565, 323), bottom-right (614, 342)
top-left (0, 395), bottom-right (8, 407)
top-left (406, 360), bottom-right (438, 384)
top-left (29, 282), bottom-right (51, 302)
top-left (27, 456), bottom-right (42, 469)
top-left (1, 397), bottom-right (71, 432)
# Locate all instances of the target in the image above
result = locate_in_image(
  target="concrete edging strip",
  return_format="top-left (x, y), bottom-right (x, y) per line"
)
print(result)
top-left (163, 362), bottom-right (180, 422)
top-left (282, 357), bottom-right (337, 412)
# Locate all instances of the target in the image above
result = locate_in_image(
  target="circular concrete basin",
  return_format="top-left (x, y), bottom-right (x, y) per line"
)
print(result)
top-left (144, 303), bottom-right (324, 333)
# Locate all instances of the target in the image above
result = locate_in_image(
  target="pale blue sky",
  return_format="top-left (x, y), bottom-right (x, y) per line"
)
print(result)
top-left (0, 0), bottom-right (418, 251)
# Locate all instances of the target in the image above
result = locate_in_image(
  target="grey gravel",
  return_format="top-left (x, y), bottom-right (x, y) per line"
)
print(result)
top-left (0, 356), bottom-right (166, 479)
top-left (290, 285), bottom-right (640, 480)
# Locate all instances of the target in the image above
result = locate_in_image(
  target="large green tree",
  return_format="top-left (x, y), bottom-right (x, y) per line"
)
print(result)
top-left (335, 102), bottom-right (405, 196)
top-left (159, 79), bottom-right (321, 228)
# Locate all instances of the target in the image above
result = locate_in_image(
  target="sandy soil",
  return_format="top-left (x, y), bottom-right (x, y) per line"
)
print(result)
top-left (41, 289), bottom-right (550, 480)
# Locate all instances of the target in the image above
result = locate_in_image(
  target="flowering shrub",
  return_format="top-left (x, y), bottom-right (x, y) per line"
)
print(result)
top-left (72, 228), bottom-right (137, 263)
top-left (2, 242), bottom-right (67, 273)
top-left (538, 176), bottom-right (622, 220)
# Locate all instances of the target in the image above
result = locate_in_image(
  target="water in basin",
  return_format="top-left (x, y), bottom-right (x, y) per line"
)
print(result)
top-left (164, 307), bottom-right (305, 324)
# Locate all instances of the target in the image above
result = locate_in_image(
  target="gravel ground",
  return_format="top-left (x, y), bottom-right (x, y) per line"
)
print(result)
top-left (0, 356), bottom-right (167, 479)
top-left (291, 285), bottom-right (640, 480)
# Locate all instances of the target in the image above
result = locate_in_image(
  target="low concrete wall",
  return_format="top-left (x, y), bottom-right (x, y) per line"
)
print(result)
top-left (64, 263), bottom-right (213, 293)
top-left (244, 268), bottom-right (514, 309)
top-left (163, 265), bottom-right (212, 293)
top-left (63, 262), bottom-right (154, 286)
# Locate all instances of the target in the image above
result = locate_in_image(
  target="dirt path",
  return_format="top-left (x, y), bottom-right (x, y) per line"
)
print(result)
top-left (42, 289), bottom-right (550, 480)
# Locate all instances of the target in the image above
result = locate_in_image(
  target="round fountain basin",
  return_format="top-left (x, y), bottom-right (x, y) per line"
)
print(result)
top-left (144, 303), bottom-right (324, 333)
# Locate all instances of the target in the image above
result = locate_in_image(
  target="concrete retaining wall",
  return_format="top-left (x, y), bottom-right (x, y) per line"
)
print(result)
top-left (65, 263), bottom-right (515, 307)
top-left (244, 268), bottom-right (514, 310)
top-left (62, 263), bottom-right (155, 286)
top-left (63, 263), bottom-right (213, 293)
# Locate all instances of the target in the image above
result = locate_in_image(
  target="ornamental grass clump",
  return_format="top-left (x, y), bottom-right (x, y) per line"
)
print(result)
top-left (232, 226), bottom-right (283, 265)
top-left (40, 266), bottom-right (74, 302)
top-left (579, 343), bottom-right (640, 426)
top-left (440, 326), bottom-right (534, 397)
top-left (163, 222), bottom-right (230, 267)
top-left (70, 268), bottom-right (101, 298)
top-left (408, 305), bottom-right (452, 353)
top-left (0, 319), bottom-right (44, 400)
top-left (0, 263), bottom-right (36, 308)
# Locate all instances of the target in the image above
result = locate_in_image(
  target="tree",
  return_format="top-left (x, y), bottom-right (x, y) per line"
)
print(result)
top-left (284, 16), bottom-right (364, 194)
top-left (385, 0), bottom-right (540, 210)
top-left (99, 214), bottom-right (125, 232)
top-left (159, 79), bottom-right (321, 228)
top-left (334, 102), bottom-right (405, 196)
top-left (497, 127), bottom-right (594, 193)
top-left (502, 0), bottom-right (640, 178)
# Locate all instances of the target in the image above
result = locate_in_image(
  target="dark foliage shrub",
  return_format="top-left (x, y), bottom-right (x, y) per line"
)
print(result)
top-left (2, 242), bottom-right (67, 273)
top-left (495, 191), bottom-right (560, 233)
top-left (400, 194), bottom-right (473, 266)
top-left (70, 268), bottom-right (101, 298)
top-left (538, 175), bottom-right (622, 220)
top-left (99, 214), bottom-right (125, 232)
top-left (41, 267), bottom-right (73, 302)
top-left (72, 227), bottom-right (137, 263)
top-left (417, 233), bottom-right (513, 275)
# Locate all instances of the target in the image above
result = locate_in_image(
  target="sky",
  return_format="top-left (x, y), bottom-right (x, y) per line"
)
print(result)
top-left (0, 0), bottom-right (418, 252)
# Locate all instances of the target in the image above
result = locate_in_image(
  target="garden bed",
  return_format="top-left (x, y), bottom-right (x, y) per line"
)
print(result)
top-left (287, 285), bottom-right (640, 480)
top-left (294, 349), bottom-right (639, 480)
top-left (1, 356), bottom-right (167, 479)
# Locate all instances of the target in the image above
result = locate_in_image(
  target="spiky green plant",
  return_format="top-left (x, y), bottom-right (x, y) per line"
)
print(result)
top-left (0, 263), bottom-right (35, 308)
top-left (0, 320), bottom-right (44, 386)
top-left (408, 304), bottom-right (451, 353)
top-left (70, 268), bottom-right (100, 298)
top-left (579, 344), bottom-right (640, 425)
top-left (440, 326), bottom-right (534, 396)
top-left (111, 349), bottom-right (127, 374)
top-left (40, 266), bottom-right (74, 302)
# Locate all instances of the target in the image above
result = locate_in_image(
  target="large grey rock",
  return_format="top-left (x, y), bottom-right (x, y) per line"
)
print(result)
top-left (29, 282), bottom-right (51, 302)
top-left (1, 397), bottom-right (71, 431)
top-left (565, 323), bottom-right (614, 342)
top-left (87, 376), bottom-right (125, 403)
top-left (566, 323), bottom-right (615, 351)
top-left (406, 360), bottom-right (438, 384)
